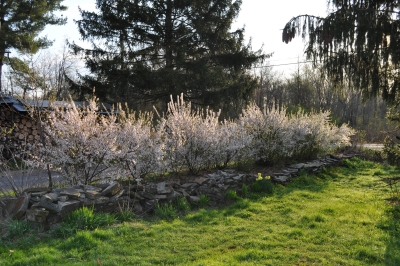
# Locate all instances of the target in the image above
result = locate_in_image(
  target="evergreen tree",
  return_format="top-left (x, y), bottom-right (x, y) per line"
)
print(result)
top-left (0, 0), bottom-right (67, 92)
top-left (70, 0), bottom-right (266, 112)
top-left (282, 0), bottom-right (400, 101)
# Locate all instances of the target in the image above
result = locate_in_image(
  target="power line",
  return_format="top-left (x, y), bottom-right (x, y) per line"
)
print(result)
top-left (252, 60), bottom-right (313, 68)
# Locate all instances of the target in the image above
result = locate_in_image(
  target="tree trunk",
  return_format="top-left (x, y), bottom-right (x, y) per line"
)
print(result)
top-left (165, 0), bottom-right (173, 69)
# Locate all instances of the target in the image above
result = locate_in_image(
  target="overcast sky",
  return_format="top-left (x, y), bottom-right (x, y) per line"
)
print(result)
top-left (41, 0), bottom-right (329, 75)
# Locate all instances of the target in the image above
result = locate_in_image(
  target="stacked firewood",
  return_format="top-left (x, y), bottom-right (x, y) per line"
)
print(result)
top-left (0, 106), bottom-right (40, 159)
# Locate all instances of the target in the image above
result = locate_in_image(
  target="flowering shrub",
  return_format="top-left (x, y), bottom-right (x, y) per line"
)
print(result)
top-left (115, 106), bottom-right (161, 178)
top-left (38, 98), bottom-right (122, 184)
top-left (213, 119), bottom-right (253, 168)
top-left (239, 104), bottom-right (292, 164)
top-left (292, 110), bottom-right (354, 159)
top-left (239, 104), bottom-right (354, 164)
top-left (158, 94), bottom-right (222, 173)
top-left (35, 95), bottom-right (354, 185)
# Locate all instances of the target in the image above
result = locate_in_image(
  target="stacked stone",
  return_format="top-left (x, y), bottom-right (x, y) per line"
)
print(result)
top-left (1, 182), bottom-right (124, 227)
top-left (0, 153), bottom-right (356, 229)
top-left (271, 154), bottom-right (354, 184)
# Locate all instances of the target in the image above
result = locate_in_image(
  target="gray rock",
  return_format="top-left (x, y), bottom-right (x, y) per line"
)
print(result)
top-left (291, 163), bottom-right (305, 169)
top-left (167, 190), bottom-right (181, 201)
top-left (156, 182), bottom-right (172, 194)
top-left (37, 201), bottom-right (59, 213)
top-left (181, 182), bottom-right (197, 189)
top-left (177, 189), bottom-right (190, 198)
top-left (101, 182), bottom-right (120, 196)
top-left (306, 161), bottom-right (324, 168)
top-left (83, 198), bottom-right (96, 206)
top-left (109, 189), bottom-right (124, 203)
top-left (26, 208), bottom-right (49, 223)
top-left (206, 173), bottom-right (219, 179)
top-left (31, 191), bottom-right (48, 197)
top-left (194, 177), bottom-right (208, 185)
top-left (85, 190), bottom-right (101, 200)
top-left (60, 188), bottom-right (81, 198)
top-left (133, 202), bottom-right (143, 213)
top-left (41, 193), bottom-right (58, 202)
top-left (154, 194), bottom-right (167, 200)
top-left (58, 196), bottom-right (69, 202)
top-left (95, 196), bottom-right (110, 204)
top-left (232, 174), bottom-right (243, 181)
top-left (58, 200), bottom-right (81, 215)
top-left (189, 196), bottom-right (200, 203)
top-left (83, 185), bottom-right (102, 192)
top-left (143, 199), bottom-right (157, 213)
top-left (224, 178), bottom-right (235, 185)
top-left (273, 175), bottom-right (291, 184)
top-left (138, 191), bottom-right (154, 200)
top-left (131, 192), bottom-right (145, 200)
top-left (30, 196), bottom-right (41, 202)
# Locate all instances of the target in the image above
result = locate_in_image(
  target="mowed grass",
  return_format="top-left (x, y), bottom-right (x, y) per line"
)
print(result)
top-left (1, 157), bottom-right (400, 266)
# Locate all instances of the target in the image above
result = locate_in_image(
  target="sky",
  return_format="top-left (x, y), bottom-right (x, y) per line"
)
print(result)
top-left (41, 0), bottom-right (329, 75)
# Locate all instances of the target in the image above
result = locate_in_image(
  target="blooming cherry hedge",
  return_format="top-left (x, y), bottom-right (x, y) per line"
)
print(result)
top-left (37, 95), bottom-right (354, 184)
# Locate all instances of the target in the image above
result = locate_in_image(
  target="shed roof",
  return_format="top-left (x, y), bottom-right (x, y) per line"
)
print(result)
top-left (0, 93), bottom-right (115, 115)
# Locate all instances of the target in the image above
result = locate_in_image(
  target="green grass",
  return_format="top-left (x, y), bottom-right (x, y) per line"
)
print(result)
top-left (1, 157), bottom-right (399, 265)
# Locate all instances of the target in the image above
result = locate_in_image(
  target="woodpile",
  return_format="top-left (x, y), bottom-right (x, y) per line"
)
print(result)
top-left (0, 105), bottom-right (40, 159)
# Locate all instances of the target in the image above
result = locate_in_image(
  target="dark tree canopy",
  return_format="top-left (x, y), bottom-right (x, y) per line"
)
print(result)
top-left (0, 0), bottom-right (67, 92)
top-left (70, 0), bottom-right (266, 110)
top-left (282, 0), bottom-right (400, 101)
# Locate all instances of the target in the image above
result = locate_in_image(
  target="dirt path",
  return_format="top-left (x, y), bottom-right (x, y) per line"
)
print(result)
top-left (0, 168), bottom-right (65, 192)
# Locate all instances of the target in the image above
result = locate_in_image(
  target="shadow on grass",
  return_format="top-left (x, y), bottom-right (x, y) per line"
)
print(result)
top-left (272, 167), bottom-right (339, 199)
top-left (381, 204), bottom-right (400, 265)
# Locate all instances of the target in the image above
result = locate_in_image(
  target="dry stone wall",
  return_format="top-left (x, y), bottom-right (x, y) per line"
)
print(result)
top-left (0, 153), bottom-right (354, 229)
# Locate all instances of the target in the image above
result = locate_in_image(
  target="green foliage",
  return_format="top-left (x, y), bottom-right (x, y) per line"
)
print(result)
top-left (115, 210), bottom-right (135, 223)
top-left (51, 207), bottom-right (117, 238)
top-left (342, 157), bottom-right (376, 169)
top-left (3, 220), bottom-right (30, 239)
top-left (155, 203), bottom-right (177, 220)
top-left (198, 195), bottom-right (210, 208)
top-left (174, 197), bottom-right (191, 215)
top-left (383, 136), bottom-right (400, 166)
top-left (283, 1), bottom-right (400, 102)
top-left (226, 190), bottom-right (240, 201)
top-left (1, 160), bottom-right (400, 265)
top-left (0, 0), bottom-right (67, 90)
top-left (241, 184), bottom-right (249, 198)
top-left (251, 179), bottom-right (274, 194)
top-left (71, 0), bottom-right (266, 113)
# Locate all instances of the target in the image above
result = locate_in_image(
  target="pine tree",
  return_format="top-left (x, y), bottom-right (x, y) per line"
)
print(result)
top-left (70, 0), bottom-right (266, 112)
top-left (0, 0), bottom-right (67, 92)
top-left (282, 0), bottom-right (400, 101)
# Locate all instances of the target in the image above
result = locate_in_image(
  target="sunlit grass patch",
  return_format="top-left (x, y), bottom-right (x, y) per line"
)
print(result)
top-left (0, 157), bottom-right (399, 265)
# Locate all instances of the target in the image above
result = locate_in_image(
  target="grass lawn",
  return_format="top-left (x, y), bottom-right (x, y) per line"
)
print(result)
top-left (1, 157), bottom-right (399, 265)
